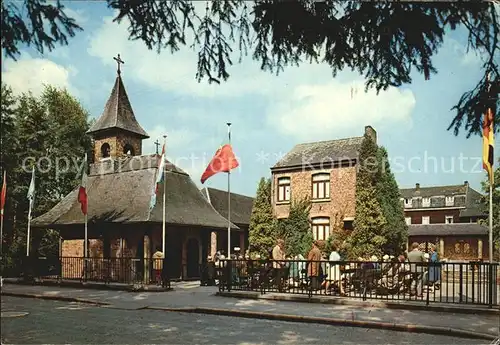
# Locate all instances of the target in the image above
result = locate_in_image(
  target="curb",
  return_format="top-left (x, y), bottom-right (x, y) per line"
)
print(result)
top-left (1, 291), bottom-right (110, 306)
top-left (2, 279), bottom-right (172, 293)
top-left (145, 306), bottom-right (497, 341)
top-left (216, 291), bottom-right (500, 316)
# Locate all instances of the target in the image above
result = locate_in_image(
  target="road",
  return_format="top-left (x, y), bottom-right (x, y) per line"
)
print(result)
top-left (0, 296), bottom-right (489, 344)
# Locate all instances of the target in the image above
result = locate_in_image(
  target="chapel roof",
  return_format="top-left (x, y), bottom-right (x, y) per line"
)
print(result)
top-left (31, 155), bottom-right (238, 230)
top-left (408, 223), bottom-right (488, 236)
top-left (87, 74), bottom-right (149, 139)
top-left (201, 187), bottom-right (254, 226)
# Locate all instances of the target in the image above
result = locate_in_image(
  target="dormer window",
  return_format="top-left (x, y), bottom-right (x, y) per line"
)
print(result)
top-left (404, 198), bottom-right (412, 208)
top-left (422, 197), bottom-right (430, 207)
top-left (123, 144), bottom-right (134, 156)
top-left (101, 143), bottom-right (111, 159)
top-left (445, 196), bottom-right (454, 207)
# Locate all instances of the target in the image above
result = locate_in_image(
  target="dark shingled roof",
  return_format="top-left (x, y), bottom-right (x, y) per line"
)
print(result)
top-left (201, 187), bottom-right (254, 226)
top-left (400, 184), bottom-right (468, 199)
top-left (87, 75), bottom-right (149, 138)
top-left (272, 137), bottom-right (363, 169)
top-left (32, 155), bottom-right (238, 230)
top-left (408, 224), bottom-right (488, 236)
top-left (459, 187), bottom-right (486, 218)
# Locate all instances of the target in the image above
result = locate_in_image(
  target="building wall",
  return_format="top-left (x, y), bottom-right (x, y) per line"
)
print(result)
top-left (92, 132), bottom-right (142, 161)
top-left (405, 209), bottom-right (461, 224)
top-left (272, 166), bottom-right (356, 221)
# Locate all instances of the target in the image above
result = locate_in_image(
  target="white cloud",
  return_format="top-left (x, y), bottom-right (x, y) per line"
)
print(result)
top-left (267, 79), bottom-right (416, 141)
top-left (2, 57), bottom-right (78, 97)
top-left (64, 7), bottom-right (89, 24)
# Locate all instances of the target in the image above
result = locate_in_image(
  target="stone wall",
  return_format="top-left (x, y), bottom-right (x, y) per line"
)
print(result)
top-left (92, 132), bottom-right (142, 162)
top-left (272, 166), bottom-right (356, 223)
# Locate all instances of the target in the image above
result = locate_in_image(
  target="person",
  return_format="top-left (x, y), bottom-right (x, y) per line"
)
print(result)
top-left (307, 241), bottom-right (322, 290)
top-left (152, 246), bottom-right (164, 286)
top-left (407, 242), bottom-right (425, 297)
top-left (428, 244), bottom-right (441, 290)
top-left (272, 239), bottom-right (286, 292)
top-left (325, 244), bottom-right (345, 295)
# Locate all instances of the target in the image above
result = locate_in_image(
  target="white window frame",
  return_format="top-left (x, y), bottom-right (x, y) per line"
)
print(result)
top-left (422, 197), bottom-right (430, 207)
top-left (445, 196), bottom-right (454, 207)
top-left (277, 177), bottom-right (291, 202)
top-left (312, 173), bottom-right (330, 200)
top-left (404, 198), bottom-right (412, 208)
top-left (312, 217), bottom-right (330, 241)
top-left (445, 215), bottom-right (454, 224)
top-left (422, 216), bottom-right (430, 224)
top-left (405, 217), bottom-right (412, 225)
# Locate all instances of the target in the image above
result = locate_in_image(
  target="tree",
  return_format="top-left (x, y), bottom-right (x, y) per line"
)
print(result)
top-left (248, 177), bottom-right (275, 257)
top-left (480, 159), bottom-right (500, 260)
top-left (349, 133), bottom-right (386, 259)
top-left (376, 147), bottom-right (408, 255)
top-left (3, 1), bottom-right (498, 136)
top-left (1, 84), bottom-right (92, 258)
top-left (275, 198), bottom-right (313, 257)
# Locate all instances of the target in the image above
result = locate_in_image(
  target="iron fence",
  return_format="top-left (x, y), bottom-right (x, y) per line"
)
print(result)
top-left (0, 256), bottom-right (170, 288)
top-left (216, 259), bottom-right (500, 307)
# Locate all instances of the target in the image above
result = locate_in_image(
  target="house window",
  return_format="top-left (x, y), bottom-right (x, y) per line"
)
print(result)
top-left (422, 216), bottom-right (430, 224)
top-left (101, 143), bottom-right (111, 158)
top-left (445, 196), bottom-right (454, 207)
top-left (277, 177), bottom-right (291, 202)
top-left (312, 173), bottom-right (330, 200)
top-left (312, 217), bottom-right (330, 241)
top-left (422, 197), bottom-right (430, 207)
top-left (445, 215), bottom-right (454, 224)
top-left (404, 198), bottom-right (412, 208)
top-left (405, 217), bottom-right (412, 225)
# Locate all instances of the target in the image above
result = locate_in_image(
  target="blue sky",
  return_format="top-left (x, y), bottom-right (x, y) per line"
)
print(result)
top-left (2, 2), bottom-right (497, 197)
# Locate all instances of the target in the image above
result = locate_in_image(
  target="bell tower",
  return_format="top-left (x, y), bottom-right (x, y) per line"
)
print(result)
top-left (87, 54), bottom-right (149, 162)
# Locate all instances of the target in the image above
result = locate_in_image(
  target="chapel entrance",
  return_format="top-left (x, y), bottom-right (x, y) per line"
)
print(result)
top-left (186, 238), bottom-right (200, 278)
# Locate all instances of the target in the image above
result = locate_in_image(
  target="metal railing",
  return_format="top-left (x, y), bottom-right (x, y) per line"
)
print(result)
top-left (216, 259), bottom-right (500, 307)
top-left (0, 256), bottom-right (170, 288)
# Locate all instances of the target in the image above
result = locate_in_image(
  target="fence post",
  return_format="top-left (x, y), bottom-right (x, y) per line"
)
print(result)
top-left (488, 263), bottom-right (493, 308)
top-left (226, 260), bottom-right (232, 292)
top-left (426, 262), bottom-right (430, 306)
top-left (459, 264), bottom-right (463, 303)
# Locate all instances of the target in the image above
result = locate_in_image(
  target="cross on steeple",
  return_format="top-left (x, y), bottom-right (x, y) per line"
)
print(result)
top-left (154, 139), bottom-right (160, 155)
top-left (113, 54), bottom-right (124, 75)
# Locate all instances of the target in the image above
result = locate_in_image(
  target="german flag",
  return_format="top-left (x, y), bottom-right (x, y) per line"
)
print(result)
top-left (483, 106), bottom-right (494, 184)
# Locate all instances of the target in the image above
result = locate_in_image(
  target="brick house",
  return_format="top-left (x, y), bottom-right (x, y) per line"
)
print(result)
top-left (201, 187), bottom-right (254, 256)
top-left (31, 68), bottom-right (240, 281)
top-left (270, 126), bottom-right (377, 241)
top-left (400, 182), bottom-right (489, 260)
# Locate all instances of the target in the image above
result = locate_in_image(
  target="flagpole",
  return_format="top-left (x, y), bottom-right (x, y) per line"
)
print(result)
top-left (227, 123), bottom-right (232, 258)
top-left (162, 135), bottom-right (167, 255)
top-left (26, 200), bottom-right (32, 257)
top-left (489, 182), bottom-right (493, 262)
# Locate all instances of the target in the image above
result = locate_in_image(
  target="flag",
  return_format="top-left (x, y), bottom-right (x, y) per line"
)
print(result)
top-left (0, 171), bottom-right (6, 219)
top-left (27, 166), bottom-right (35, 203)
top-left (201, 139), bottom-right (239, 184)
top-left (78, 153), bottom-right (88, 215)
top-left (483, 106), bottom-right (494, 184)
top-left (150, 144), bottom-right (166, 210)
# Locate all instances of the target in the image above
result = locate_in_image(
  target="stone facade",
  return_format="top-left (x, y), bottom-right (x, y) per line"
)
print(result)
top-left (272, 166), bottom-right (356, 223)
top-left (92, 132), bottom-right (143, 162)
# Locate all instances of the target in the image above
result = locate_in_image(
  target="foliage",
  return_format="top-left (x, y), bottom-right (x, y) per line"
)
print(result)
top-left (248, 177), bottom-right (276, 257)
top-left (0, 83), bottom-right (92, 259)
top-left (323, 206), bottom-right (349, 258)
top-left (349, 133), bottom-right (386, 259)
top-left (375, 147), bottom-right (408, 255)
top-left (480, 159), bottom-right (500, 260)
top-left (3, 1), bottom-right (498, 136)
top-left (275, 197), bottom-right (313, 257)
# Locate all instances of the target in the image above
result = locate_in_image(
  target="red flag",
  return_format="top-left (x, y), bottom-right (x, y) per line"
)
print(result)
top-left (78, 154), bottom-right (88, 215)
top-left (201, 143), bottom-right (239, 184)
top-left (0, 171), bottom-right (6, 219)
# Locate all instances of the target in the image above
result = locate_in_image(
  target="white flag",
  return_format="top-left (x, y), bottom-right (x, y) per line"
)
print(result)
top-left (27, 166), bottom-right (35, 202)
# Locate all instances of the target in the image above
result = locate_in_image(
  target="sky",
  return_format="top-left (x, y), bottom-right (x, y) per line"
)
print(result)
top-left (2, 2), bottom-right (498, 197)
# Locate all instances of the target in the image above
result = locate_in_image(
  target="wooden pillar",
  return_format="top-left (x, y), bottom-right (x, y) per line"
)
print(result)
top-left (439, 238), bottom-right (445, 257)
top-left (478, 239), bottom-right (483, 259)
top-left (210, 231), bottom-right (217, 258)
top-left (143, 234), bottom-right (151, 284)
top-left (239, 232), bottom-right (245, 254)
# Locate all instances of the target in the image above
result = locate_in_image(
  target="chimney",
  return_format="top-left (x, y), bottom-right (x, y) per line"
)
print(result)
top-left (365, 125), bottom-right (377, 144)
top-left (464, 181), bottom-right (469, 186)
top-left (416, 183), bottom-right (420, 190)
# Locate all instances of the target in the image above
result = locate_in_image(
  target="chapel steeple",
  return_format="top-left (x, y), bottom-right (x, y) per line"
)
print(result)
top-left (87, 54), bottom-right (149, 162)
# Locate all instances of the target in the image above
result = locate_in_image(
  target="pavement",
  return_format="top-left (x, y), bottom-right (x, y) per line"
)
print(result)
top-left (1, 282), bottom-right (499, 341)
top-left (2, 296), bottom-right (488, 344)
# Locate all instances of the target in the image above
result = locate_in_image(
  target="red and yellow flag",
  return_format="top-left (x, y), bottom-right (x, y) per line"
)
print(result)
top-left (483, 106), bottom-right (494, 184)
top-left (0, 171), bottom-right (6, 219)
